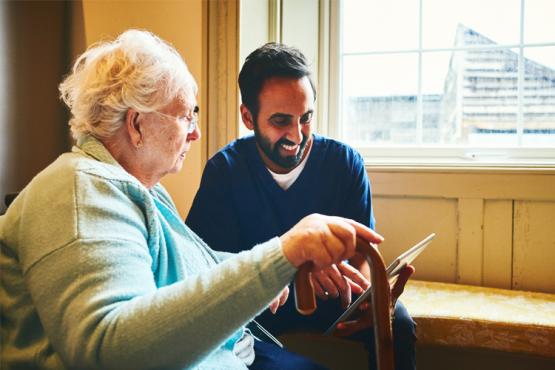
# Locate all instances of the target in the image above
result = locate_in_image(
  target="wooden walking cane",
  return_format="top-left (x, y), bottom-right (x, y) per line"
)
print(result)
top-left (294, 237), bottom-right (395, 370)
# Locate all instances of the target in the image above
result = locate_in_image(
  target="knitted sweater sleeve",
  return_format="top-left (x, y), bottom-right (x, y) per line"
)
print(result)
top-left (21, 171), bottom-right (296, 370)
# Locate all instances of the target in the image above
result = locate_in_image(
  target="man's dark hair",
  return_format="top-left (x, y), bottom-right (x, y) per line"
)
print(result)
top-left (238, 42), bottom-right (316, 120)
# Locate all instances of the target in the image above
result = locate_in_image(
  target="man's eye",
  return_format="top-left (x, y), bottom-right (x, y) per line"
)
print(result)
top-left (301, 114), bottom-right (313, 124)
top-left (271, 118), bottom-right (289, 126)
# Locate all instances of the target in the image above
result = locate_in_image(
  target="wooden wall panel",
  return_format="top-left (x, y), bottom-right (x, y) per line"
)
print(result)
top-left (371, 171), bottom-right (555, 201)
top-left (206, 0), bottom-right (239, 158)
top-left (373, 197), bottom-right (458, 283)
top-left (457, 198), bottom-right (484, 285)
top-left (513, 201), bottom-right (555, 294)
top-left (483, 200), bottom-right (513, 289)
top-left (369, 170), bottom-right (555, 293)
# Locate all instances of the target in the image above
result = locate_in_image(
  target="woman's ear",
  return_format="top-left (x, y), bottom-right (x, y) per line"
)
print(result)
top-left (126, 109), bottom-right (143, 148)
top-left (240, 104), bottom-right (255, 131)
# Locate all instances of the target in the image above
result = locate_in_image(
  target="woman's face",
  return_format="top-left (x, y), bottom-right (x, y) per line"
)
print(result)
top-left (140, 90), bottom-right (200, 180)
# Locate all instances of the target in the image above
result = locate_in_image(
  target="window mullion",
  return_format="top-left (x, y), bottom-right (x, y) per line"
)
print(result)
top-left (343, 42), bottom-right (555, 57)
top-left (416, 0), bottom-right (424, 145)
top-left (268, 0), bottom-right (282, 42)
top-left (517, 0), bottom-right (525, 146)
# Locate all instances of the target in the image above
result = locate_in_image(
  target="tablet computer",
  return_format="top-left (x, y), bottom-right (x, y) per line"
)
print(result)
top-left (323, 233), bottom-right (435, 336)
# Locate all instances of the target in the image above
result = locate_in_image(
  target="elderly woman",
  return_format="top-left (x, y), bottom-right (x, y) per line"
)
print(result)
top-left (0, 30), bottom-right (382, 370)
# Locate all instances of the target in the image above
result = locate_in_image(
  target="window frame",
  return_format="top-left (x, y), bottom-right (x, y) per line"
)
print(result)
top-left (328, 0), bottom-right (555, 168)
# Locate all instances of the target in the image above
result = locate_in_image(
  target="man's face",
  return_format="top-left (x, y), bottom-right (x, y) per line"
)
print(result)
top-left (243, 76), bottom-right (315, 173)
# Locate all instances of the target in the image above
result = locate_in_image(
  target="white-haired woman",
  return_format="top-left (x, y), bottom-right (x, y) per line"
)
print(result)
top-left (0, 29), bottom-right (382, 370)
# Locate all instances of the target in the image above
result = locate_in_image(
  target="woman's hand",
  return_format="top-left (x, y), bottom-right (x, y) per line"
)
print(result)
top-left (280, 214), bottom-right (384, 270)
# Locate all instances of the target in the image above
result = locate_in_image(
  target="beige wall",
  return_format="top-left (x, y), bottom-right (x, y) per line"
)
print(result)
top-left (81, 0), bottom-right (204, 218)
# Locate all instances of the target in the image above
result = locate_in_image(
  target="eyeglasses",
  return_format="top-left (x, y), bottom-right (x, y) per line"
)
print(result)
top-left (152, 110), bottom-right (199, 134)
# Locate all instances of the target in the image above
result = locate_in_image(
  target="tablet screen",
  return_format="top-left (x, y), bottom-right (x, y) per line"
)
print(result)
top-left (324, 233), bottom-right (435, 335)
top-left (386, 233), bottom-right (435, 278)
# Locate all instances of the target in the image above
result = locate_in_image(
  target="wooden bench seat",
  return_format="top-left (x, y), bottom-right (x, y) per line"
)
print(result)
top-left (402, 280), bottom-right (555, 357)
top-left (281, 279), bottom-right (554, 369)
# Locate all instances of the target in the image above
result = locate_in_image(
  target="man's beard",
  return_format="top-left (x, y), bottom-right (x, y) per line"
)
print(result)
top-left (254, 125), bottom-right (309, 170)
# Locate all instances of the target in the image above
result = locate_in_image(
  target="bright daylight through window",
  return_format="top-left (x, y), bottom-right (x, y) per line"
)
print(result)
top-left (338, 0), bottom-right (555, 165)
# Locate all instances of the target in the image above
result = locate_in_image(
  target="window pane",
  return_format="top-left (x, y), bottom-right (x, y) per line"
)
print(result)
top-left (421, 52), bottom-right (451, 144)
top-left (422, 49), bottom-right (519, 147)
top-left (342, 54), bottom-right (418, 145)
top-left (523, 47), bottom-right (555, 147)
top-left (337, 0), bottom-right (555, 162)
top-left (422, 0), bottom-right (520, 49)
top-left (342, 0), bottom-right (418, 53)
top-left (525, 0), bottom-right (555, 44)
top-left (463, 48), bottom-right (519, 147)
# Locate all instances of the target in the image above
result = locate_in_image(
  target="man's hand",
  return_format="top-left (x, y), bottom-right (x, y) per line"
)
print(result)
top-left (311, 262), bottom-right (370, 309)
top-left (269, 286), bottom-right (289, 314)
top-left (333, 264), bottom-right (415, 337)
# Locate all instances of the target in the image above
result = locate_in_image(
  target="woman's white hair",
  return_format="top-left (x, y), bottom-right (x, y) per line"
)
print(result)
top-left (59, 29), bottom-right (197, 141)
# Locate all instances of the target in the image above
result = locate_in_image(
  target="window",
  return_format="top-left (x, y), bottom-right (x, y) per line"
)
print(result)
top-left (335, 0), bottom-right (555, 166)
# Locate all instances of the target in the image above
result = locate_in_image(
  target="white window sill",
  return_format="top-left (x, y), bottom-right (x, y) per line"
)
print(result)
top-left (357, 147), bottom-right (555, 174)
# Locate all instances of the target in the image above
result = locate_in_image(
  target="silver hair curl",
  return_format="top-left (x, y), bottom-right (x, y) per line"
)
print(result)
top-left (59, 29), bottom-right (197, 141)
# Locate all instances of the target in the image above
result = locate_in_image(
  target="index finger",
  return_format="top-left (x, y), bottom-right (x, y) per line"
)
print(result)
top-left (341, 218), bottom-right (384, 245)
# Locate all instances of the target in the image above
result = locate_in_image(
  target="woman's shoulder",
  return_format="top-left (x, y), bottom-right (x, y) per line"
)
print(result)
top-left (36, 151), bottom-right (150, 231)
top-left (28, 152), bottom-right (137, 201)
top-left (1, 153), bottom-right (130, 271)
top-left (25, 150), bottom-right (149, 221)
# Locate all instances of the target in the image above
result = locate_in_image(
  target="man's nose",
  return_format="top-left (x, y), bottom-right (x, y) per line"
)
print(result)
top-left (286, 122), bottom-right (303, 143)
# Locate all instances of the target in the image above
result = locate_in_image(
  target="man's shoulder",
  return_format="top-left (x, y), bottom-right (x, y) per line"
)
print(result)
top-left (312, 135), bottom-right (363, 163)
top-left (313, 134), bottom-right (357, 151)
top-left (212, 135), bottom-right (254, 160)
top-left (206, 135), bottom-right (256, 172)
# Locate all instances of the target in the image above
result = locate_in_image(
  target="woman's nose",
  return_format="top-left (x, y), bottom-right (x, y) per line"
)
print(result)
top-left (187, 124), bottom-right (201, 141)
